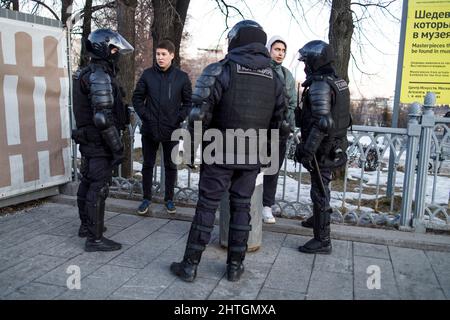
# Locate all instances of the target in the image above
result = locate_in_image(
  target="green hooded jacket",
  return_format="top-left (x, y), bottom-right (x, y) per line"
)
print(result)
top-left (267, 35), bottom-right (298, 133)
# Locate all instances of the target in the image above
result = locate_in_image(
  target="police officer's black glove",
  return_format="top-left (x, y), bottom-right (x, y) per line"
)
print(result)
top-left (295, 143), bottom-right (314, 171)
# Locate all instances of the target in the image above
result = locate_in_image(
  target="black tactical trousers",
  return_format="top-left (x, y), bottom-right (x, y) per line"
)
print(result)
top-left (141, 134), bottom-right (178, 201)
top-left (310, 166), bottom-right (332, 242)
top-left (188, 164), bottom-right (259, 251)
top-left (262, 135), bottom-right (288, 207)
top-left (310, 166), bottom-right (332, 212)
top-left (77, 156), bottom-right (113, 239)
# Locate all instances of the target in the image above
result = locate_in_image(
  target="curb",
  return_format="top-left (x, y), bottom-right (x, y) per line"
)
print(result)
top-left (48, 194), bottom-right (450, 253)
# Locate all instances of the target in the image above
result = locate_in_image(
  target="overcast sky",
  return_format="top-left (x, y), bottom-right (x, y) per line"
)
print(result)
top-left (184, 0), bottom-right (403, 99)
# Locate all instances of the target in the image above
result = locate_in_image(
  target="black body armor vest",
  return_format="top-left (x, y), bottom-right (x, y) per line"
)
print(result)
top-left (73, 64), bottom-right (127, 131)
top-left (301, 74), bottom-right (351, 166)
top-left (301, 74), bottom-right (350, 140)
top-left (211, 61), bottom-right (276, 131)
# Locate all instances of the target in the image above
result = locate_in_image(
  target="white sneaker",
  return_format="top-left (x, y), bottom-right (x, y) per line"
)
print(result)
top-left (262, 206), bottom-right (276, 224)
top-left (272, 205), bottom-right (281, 216)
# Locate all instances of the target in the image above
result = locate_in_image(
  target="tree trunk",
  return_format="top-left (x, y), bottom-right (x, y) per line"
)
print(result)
top-left (61, 0), bottom-right (74, 27)
top-left (79, 0), bottom-right (93, 68)
top-left (11, 0), bottom-right (19, 11)
top-left (116, 0), bottom-right (137, 178)
top-left (328, 0), bottom-right (353, 83)
top-left (151, 0), bottom-right (190, 66)
top-left (328, 0), bottom-right (353, 179)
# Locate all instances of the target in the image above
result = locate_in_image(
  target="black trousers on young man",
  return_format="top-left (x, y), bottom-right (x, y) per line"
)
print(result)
top-left (262, 135), bottom-right (288, 207)
top-left (141, 134), bottom-right (178, 201)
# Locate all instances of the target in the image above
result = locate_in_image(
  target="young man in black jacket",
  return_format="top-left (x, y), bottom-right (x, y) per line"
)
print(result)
top-left (132, 40), bottom-right (192, 215)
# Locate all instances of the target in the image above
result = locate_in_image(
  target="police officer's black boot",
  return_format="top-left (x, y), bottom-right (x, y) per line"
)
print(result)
top-left (170, 223), bottom-right (211, 282)
top-left (301, 215), bottom-right (314, 228)
top-left (85, 186), bottom-right (121, 252)
top-left (170, 245), bottom-right (204, 282)
top-left (226, 222), bottom-right (250, 282)
top-left (227, 246), bottom-right (246, 282)
top-left (78, 196), bottom-right (107, 237)
top-left (298, 208), bottom-right (332, 254)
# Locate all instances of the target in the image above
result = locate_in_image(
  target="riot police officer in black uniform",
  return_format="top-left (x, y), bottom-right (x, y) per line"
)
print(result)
top-left (295, 40), bottom-right (351, 254)
top-left (72, 29), bottom-right (134, 252)
top-left (170, 20), bottom-right (286, 282)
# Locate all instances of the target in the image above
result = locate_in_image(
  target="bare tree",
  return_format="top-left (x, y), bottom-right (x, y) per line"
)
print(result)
top-left (134, 0), bottom-right (153, 79)
top-left (0, 0), bottom-right (19, 10)
top-left (61, 0), bottom-right (74, 27)
top-left (151, 0), bottom-right (190, 66)
top-left (328, 0), bottom-right (353, 83)
top-left (78, 0), bottom-right (93, 67)
top-left (116, 0), bottom-right (137, 178)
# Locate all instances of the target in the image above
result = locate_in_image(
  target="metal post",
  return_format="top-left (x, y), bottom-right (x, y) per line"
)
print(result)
top-left (159, 144), bottom-right (165, 196)
top-left (65, 26), bottom-right (77, 182)
top-left (220, 172), bottom-right (263, 252)
top-left (387, 0), bottom-right (409, 197)
top-left (413, 92), bottom-right (436, 225)
top-left (399, 103), bottom-right (421, 228)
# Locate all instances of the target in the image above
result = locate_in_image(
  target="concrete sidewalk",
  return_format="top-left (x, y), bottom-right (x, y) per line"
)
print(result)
top-left (0, 197), bottom-right (449, 300)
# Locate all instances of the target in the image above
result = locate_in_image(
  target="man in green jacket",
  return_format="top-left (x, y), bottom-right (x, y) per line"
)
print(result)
top-left (262, 35), bottom-right (298, 224)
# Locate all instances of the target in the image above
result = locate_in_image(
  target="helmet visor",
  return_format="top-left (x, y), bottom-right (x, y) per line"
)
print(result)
top-left (295, 50), bottom-right (305, 62)
top-left (109, 33), bottom-right (134, 55)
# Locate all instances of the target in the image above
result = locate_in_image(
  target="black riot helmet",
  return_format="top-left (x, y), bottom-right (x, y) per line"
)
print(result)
top-left (85, 29), bottom-right (134, 61)
top-left (227, 20), bottom-right (267, 51)
top-left (298, 40), bottom-right (334, 73)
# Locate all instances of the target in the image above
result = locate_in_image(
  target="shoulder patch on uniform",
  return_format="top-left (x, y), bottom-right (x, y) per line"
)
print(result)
top-left (334, 79), bottom-right (348, 91)
top-left (236, 64), bottom-right (273, 79)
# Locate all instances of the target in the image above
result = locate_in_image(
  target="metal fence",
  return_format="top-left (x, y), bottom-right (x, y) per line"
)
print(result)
top-left (72, 92), bottom-right (450, 232)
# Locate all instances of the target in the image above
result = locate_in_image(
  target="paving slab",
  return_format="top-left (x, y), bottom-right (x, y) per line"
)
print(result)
top-left (35, 256), bottom-right (103, 288)
top-left (262, 247), bottom-right (313, 293)
top-left (306, 270), bottom-right (354, 300)
top-left (353, 255), bottom-right (399, 300)
top-left (110, 217), bottom-right (169, 245)
top-left (3, 282), bottom-right (66, 300)
top-left (0, 216), bottom-right (74, 249)
top-left (313, 240), bottom-right (353, 274)
top-left (0, 234), bottom-right (67, 259)
top-left (106, 213), bottom-right (143, 228)
top-left (109, 257), bottom-right (178, 300)
top-left (108, 231), bottom-right (184, 269)
top-left (157, 219), bottom-right (191, 235)
top-left (157, 277), bottom-right (219, 300)
top-left (57, 265), bottom-right (139, 300)
top-left (245, 232), bottom-right (286, 265)
top-left (1, 199), bottom-right (450, 300)
top-left (425, 251), bottom-right (450, 299)
top-left (208, 263), bottom-right (272, 300)
top-left (353, 242), bottom-right (390, 260)
top-left (0, 254), bottom-right (67, 298)
top-left (257, 287), bottom-right (306, 300)
top-left (389, 246), bottom-right (446, 299)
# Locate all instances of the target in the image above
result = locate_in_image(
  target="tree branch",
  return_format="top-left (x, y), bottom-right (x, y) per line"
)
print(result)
top-left (214, 0), bottom-right (245, 30)
top-left (29, 0), bottom-right (60, 20)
